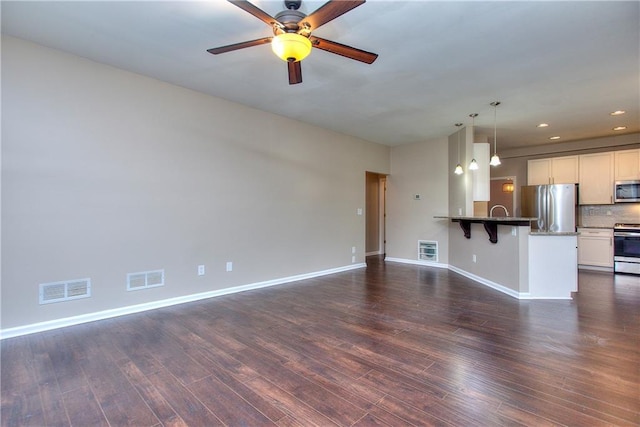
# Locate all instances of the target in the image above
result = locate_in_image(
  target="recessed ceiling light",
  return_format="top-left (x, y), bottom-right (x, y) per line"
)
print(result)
top-left (613, 126), bottom-right (627, 131)
top-left (549, 136), bottom-right (561, 140)
top-left (537, 123), bottom-right (549, 128)
top-left (610, 110), bottom-right (626, 116)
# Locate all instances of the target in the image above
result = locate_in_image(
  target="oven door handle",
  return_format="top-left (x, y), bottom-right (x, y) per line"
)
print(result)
top-left (614, 232), bottom-right (640, 237)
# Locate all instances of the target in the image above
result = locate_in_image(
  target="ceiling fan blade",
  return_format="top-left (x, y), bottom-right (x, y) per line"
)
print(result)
top-left (288, 61), bottom-right (303, 85)
top-left (300, 0), bottom-right (365, 31)
top-left (227, 0), bottom-right (280, 28)
top-left (207, 37), bottom-right (272, 55)
top-left (310, 36), bottom-right (377, 64)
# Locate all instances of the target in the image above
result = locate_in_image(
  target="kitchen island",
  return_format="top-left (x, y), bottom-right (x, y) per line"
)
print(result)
top-left (436, 216), bottom-right (578, 299)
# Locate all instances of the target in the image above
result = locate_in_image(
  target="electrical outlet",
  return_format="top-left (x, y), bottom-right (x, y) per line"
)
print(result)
top-left (352, 255), bottom-right (356, 263)
top-left (198, 265), bottom-right (205, 276)
top-left (352, 246), bottom-right (356, 254)
top-left (226, 261), bottom-right (233, 272)
top-left (473, 254), bottom-right (477, 263)
top-left (511, 227), bottom-right (517, 236)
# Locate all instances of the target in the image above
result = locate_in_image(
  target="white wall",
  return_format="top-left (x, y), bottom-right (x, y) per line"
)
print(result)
top-left (1, 37), bottom-right (390, 330)
top-left (386, 137), bottom-right (449, 263)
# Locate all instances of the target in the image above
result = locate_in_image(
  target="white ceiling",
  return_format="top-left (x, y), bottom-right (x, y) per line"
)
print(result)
top-left (2, 1), bottom-right (639, 149)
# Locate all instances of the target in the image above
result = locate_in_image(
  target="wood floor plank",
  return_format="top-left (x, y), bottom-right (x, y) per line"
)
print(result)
top-left (61, 385), bottom-right (109, 427)
top-left (73, 325), bottom-right (161, 427)
top-left (2, 257), bottom-right (638, 426)
top-left (189, 375), bottom-right (277, 426)
top-left (231, 345), bottom-right (368, 425)
top-left (243, 376), bottom-right (341, 427)
top-left (116, 358), bottom-right (187, 427)
top-left (145, 370), bottom-right (223, 426)
top-left (29, 351), bottom-right (69, 427)
top-left (1, 337), bottom-right (46, 427)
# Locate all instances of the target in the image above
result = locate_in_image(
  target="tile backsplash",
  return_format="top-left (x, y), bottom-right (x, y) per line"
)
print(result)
top-left (579, 203), bottom-right (640, 228)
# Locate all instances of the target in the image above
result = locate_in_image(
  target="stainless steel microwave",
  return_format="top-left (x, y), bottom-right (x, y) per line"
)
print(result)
top-left (615, 180), bottom-right (640, 203)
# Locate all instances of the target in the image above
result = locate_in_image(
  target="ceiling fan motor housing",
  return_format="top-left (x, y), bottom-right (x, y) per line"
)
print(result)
top-left (284, 0), bottom-right (302, 10)
top-left (274, 9), bottom-right (307, 34)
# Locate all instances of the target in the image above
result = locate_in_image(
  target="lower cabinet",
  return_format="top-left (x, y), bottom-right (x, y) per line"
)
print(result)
top-left (577, 228), bottom-right (613, 268)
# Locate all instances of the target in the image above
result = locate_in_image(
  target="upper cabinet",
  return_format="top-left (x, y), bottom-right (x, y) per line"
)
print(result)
top-left (614, 149), bottom-right (640, 181)
top-left (579, 152), bottom-right (614, 204)
top-left (527, 156), bottom-right (579, 185)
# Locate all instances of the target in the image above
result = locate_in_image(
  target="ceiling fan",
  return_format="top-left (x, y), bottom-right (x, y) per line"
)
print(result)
top-left (207, 0), bottom-right (378, 85)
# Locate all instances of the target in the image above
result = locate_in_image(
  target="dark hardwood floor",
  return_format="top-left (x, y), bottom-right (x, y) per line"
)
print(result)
top-left (2, 256), bottom-right (639, 426)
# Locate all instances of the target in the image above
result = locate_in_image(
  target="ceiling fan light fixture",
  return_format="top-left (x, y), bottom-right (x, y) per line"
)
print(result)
top-left (272, 33), bottom-right (312, 62)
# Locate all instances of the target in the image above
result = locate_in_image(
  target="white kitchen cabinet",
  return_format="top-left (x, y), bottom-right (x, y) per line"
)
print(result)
top-left (579, 152), bottom-right (614, 204)
top-left (614, 149), bottom-right (640, 181)
top-left (528, 156), bottom-right (579, 185)
top-left (577, 228), bottom-right (613, 268)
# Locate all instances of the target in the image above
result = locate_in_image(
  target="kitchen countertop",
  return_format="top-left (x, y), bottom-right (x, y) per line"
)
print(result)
top-left (530, 231), bottom-right (580, 236)
top-left (434, 215), bottom-right (537, 222)
top-left (435, 215), bottom-right (537, 243)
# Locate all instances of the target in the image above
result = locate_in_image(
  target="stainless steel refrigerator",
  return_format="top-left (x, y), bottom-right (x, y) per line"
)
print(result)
top-left (521, 184), bottom-right (577, 232)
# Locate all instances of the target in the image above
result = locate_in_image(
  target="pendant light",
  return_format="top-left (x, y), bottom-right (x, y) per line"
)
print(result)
top-left (454, 123), bottom-right (464, 175)
top-left (489, 101), bottom-right (501, 166)
top-left (468, 113), bottom-right (479, 170)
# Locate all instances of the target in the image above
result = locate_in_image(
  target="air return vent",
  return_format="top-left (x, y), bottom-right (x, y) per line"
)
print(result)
top-left (418, 240), bottom-right (438, 262)
top-left (39, 278), bottom-right (91, 305)
top-left (127, 269), bottom-right (164, 291)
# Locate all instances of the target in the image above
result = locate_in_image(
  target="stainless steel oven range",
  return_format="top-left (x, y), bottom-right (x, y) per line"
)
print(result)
top-left (614, 223), bottom-right (640, 275)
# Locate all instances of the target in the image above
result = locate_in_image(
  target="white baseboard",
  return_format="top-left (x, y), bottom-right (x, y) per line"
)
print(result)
top-left (384, 257), bottom-right (449, 269)
top-left (387, 258), bottom-right (541, 300)
top-left (448, 265), bottom-right (523, 299)
top-left (0, 263), bottom-right (366, 340)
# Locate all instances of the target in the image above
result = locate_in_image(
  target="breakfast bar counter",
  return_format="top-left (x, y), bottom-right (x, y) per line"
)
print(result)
top-left (435, 216), bottom-right (577, 299)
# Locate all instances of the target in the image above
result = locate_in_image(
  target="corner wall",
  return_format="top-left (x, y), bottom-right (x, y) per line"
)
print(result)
top-left (386, 137), bottom-right (449, 264)
top-left (1, 37), bottom-right (390, 331)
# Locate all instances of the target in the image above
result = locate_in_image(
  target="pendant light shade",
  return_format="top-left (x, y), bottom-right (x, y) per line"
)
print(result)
top-left (489, 101), bottom-right (501, 166)
top-left (468, 113), bottom-right (479, 170)
top-left (272, 33), bottom-right (312, 62)
top-left (454, 123), bottom-right (464, 175)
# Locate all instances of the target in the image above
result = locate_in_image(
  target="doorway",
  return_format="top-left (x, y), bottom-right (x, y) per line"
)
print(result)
top-left (490, 176), bottom-right (517, 216)
top-left (365, 172), bottom-right (387, 256)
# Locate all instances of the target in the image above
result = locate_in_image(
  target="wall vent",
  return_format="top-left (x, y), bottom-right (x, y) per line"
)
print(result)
top-left (39, 278), bottom-right (91, 305)
top-left (418, 240), bottom-right (438, 262)
top-left (127, 269), bottom-right (164, 291)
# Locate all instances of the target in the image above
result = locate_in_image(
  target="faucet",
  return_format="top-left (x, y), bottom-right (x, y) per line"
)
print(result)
top-left (490, 204), bottom-right (510, 217)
